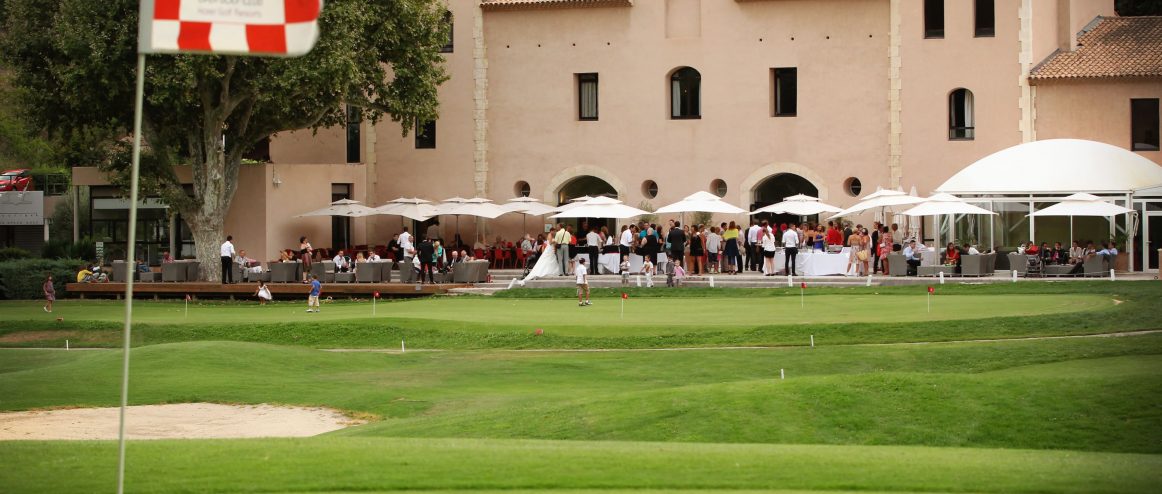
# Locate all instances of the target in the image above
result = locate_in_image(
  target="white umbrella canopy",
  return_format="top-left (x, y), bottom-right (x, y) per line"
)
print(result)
top-left (375, 198), bottom-right (438, 221)
top-left (655, 191), bottom-right (747, 214)
top-left (751, 194), bottom-right (842, 216)
top-left (551, 200), bottom-right (647, 219)
top-left (554, 195), bottom-right (621, 213)
top-left (1028, 193), bottom-right (1135, 217)
top-left (828, 190), bottom-right (926, 220)
top-left (901, 193), bottom-right (997, 216)
top-left (502, 201), bottom-right (557, 216)
top-left (434, 200), bottom-right (509, 219)
top-left (296, 200), bottom-right (378, 218)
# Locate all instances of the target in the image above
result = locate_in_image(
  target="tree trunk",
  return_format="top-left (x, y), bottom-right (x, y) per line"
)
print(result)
top-left (180, 127), bottom-right (238, 281)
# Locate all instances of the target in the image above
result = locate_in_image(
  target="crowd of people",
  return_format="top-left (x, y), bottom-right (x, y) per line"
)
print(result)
top-left (520, 218), bottom-right (910, 279)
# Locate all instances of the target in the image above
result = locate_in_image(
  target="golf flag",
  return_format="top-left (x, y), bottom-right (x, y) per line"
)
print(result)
top-left (138, 0), bottom-right (323, 57)
top-left (927, 286), bottom-right (934, 294)
top-left (621, 292), bottom-right (628, 300)
top-left (373, 291), bottom-right (380, 299)
top-left (800, 282), bottom-right (806, 289)
top-left (185, 294), bottom-right (191, 301)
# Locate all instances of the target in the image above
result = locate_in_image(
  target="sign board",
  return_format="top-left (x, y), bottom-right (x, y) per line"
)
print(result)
top-left (0, 191), bottom-right (45, 226)
top-left (138, 0), bottom-right (323, 57)
top-left (93, 198), bottom-right (171, 210)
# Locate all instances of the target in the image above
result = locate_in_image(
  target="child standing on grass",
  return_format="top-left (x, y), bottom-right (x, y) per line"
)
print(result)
top-left (42, 274), bottom-right (54, 313)
top-left (255, 280), bottom-right (272, 305)
top-left (306, 274), bottom-right (322, 313)
top-left (641, 258), bottom-right (654, 288)
top-left (575, 257), bottom-right (591, 307)
top-left (619, 255), bottom-right (630, 286)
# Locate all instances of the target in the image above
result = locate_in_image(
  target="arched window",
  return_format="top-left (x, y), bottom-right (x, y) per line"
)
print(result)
top-left (949, 88), bottom-right (974, 140)
top-left (670, 67), bottom-right (701, 119)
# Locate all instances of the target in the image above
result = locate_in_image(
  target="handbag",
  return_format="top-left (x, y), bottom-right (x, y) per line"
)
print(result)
top-left (857, 250), bottom-right (869, 261)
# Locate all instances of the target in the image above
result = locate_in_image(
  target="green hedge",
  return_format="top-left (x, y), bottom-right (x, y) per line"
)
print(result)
top-left (0, 247), bottom-right (32, 262)
top-left (0, 258), bottom-right (86, 300)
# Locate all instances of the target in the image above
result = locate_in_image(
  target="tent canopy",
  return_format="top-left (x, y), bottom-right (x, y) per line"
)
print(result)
top-left (936, 139), bottom-right (1162, 194)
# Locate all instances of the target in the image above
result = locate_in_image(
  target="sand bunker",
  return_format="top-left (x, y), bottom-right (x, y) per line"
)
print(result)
top-left (0, 403), bottom-right (363, 440)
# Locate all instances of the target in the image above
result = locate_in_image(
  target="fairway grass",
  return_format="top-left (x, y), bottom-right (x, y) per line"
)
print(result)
top-left (2, 437), bottom-right (1158, 494)
top-left (1, 282), bottom-right (1159, 492)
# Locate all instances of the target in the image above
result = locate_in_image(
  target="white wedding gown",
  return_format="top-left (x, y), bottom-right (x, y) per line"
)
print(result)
top-left (519, 244), bottom-right (561, 284)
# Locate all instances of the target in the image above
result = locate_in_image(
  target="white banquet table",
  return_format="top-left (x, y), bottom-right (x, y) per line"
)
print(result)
top-left (769, 248), bottom-right (852, 276)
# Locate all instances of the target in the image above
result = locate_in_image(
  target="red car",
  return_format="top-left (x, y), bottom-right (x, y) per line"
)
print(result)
top-left (0, 169), bottom-right (32, 191)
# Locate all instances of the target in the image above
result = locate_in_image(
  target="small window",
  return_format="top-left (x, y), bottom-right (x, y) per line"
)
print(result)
top-left (844, 177), bottom-right (863, 197)
top-left (924, 0), bottom-right (944, 38)
top-left (345, 105), bottom-right (361, 163)
top-left (710, 179), bottom-right (727, 198)
top-left (642, 180), bottom-right (658, 199)
top-left (1132, 99), bottom-right (1160, 151)
top-left (440, 11), bottom-right (453, 53)
top-left (670, 67), bottom-right (701, 119)
top-left (514, 181), bottom-right (531, 197)
top-left (974, 0), bottom-right (995, 37)
top-left (415, 119), bottom-right (436, 149)
top-left (773, 67), bottom-right (797, 117)
top-left (577, 73), bottom-right (598, 121)
top-left (949, 88), bottom-right (974, 140)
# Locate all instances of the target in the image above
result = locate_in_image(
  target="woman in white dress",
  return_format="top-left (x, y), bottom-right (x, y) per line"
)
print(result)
top-left (520, 238), bottom-right (562, 284)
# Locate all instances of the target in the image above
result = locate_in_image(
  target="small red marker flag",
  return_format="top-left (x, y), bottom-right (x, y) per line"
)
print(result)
top-left (185, 294), bottom-right (191, 301)
top-left (373, 291), bottom-right (380, 299)
top-left (621, 292), bottom-right (628, 300)
top-left (927, 286), bottom-right (934, 294)
top-left (800, 282), bottom-right (806, 289)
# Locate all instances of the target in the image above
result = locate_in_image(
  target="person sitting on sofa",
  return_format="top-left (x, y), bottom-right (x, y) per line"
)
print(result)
top-left (333, 250), bottom-right (350, 273)
top-left (903, 240), bottom-right (922, 276)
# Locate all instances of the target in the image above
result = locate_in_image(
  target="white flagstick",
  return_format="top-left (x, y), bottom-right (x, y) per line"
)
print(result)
top-left (372, 296), bottom-right (376, 316)
top-left (927, 291), bottom-right (931, 313)
top-left (620, 297), bottom-right (624, 319)
top-left (810, 334), bottom-right (814, 348)
top-left (780, 368), bottom-right (785, 380)
top-left (184, 296), bottom-right (188, 318)
top-left (401, 339), bottom-right (406, 353)
top-left (938, 271), bottom-right (945, 284)
top-left (116, 52), bottom-right (148, 494)
top-left (800, 286), bottom-right (804, 308)
top-left (66, 339), bottom-right (69, 351)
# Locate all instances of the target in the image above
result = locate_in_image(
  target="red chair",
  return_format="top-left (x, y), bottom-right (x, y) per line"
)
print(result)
top-left (474, 249), bottom-right (486, 262)
top-left (498, 249), bottom-right (513, 269)
top-left (515, 249), bottom-right (527, 269)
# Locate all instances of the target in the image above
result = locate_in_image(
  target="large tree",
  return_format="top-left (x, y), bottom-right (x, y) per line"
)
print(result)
top-left (0, 0), bottom-right (448, 280)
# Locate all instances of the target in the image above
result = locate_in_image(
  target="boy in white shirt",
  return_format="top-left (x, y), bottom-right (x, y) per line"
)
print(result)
top-left (619, 255), bottom-right (630, 286)
top-left (641, 258), bottom-right (654, 288)
top-left (575, 258), bottom-right (591, 306)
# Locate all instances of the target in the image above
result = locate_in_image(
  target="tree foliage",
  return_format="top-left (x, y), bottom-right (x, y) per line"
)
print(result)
top-left (0, 0), bottom-right (449, 279)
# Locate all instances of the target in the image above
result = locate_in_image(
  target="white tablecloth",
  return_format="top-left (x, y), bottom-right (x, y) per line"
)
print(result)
top-left (598, 253), bottom-right (621, 274)
top-left (769, 248), bottom-right (852, 276)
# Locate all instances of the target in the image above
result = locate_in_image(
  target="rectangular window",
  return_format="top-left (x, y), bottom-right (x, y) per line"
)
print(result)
top-left (577, 73), bottom-right (598, 121)
top-left (345, 105), bottom-right (361, 163)
top-left (1132, 98), bottom-right (1160, 151)
top-left (974, 0), bottom-right (995, 37)
top-left (773, 67), bottom-right (797, 117)
top-left (440, 11), bottom-right (453, 53)
top-left (924, 0), bottom-right (944, 38)
top-left (415, 119), bottom-right (436, 149)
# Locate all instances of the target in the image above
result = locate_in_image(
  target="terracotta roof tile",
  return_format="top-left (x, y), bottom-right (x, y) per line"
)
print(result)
top-left (1031, 16), bottom-right (1162, 81)
top-left (480, 0), bottom-right (633, 12)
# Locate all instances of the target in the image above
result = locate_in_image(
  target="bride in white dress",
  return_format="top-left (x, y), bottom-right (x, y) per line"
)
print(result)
top-left (519, 239), bottom-right (561, 285)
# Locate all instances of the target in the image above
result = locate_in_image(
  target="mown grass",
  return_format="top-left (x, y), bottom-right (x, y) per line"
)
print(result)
top-left (3, 335), bottom-right (1160, 453)
top-left (1, 281), bottom-right (1159, 493)
top-left (2, 438), bottom-right (1159, 494)
top-left (0, 280), bottom-right (1154, 349)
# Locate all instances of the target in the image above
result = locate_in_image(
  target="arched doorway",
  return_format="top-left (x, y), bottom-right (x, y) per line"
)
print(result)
top-left (558, 175), bottom-right (616, 205)
top-left (556, 175), bottom-right (618, 238)
top-left (752, 173), bottom-right (820, 226)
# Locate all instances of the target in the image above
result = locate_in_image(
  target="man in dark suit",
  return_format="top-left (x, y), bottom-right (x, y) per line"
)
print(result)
top-left (416, 237), bottom-right (435, 284)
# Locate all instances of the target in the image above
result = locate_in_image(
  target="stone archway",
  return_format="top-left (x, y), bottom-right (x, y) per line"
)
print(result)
top-left (737, 162), bottom-right (830, 209)
top-left (543, 165), bottom-right (628, 205)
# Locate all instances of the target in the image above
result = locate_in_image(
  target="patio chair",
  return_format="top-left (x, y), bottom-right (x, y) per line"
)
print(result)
top-left (887, 254), bottom-right (908, 277)
top-left (1007, 253), bottom-right (1028, 277)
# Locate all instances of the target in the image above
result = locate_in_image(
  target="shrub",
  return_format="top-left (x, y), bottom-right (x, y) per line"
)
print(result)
top-left (0, 247), bottom-right (32, 262)
top-left (0, 258), bottom-right (86, 300)
top-left (41, 236), bottom-right (96, 261)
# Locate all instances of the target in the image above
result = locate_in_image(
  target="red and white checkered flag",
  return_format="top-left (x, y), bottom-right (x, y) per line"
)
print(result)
top-left (139, 0), bottom-right (322, 57)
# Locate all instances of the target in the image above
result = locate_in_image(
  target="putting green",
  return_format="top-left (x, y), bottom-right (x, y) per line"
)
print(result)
top-left (1, 294), bottom-right (1107, 338)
